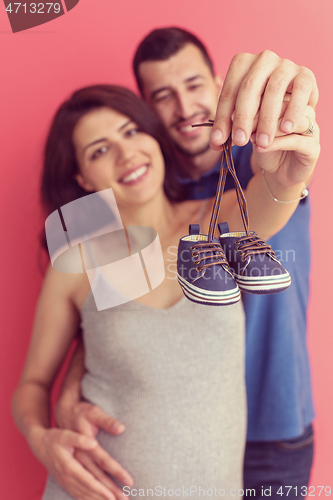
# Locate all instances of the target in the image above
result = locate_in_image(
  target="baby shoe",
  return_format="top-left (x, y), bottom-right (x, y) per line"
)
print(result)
top-left (177, 224), bottom-right (240, 305)
top-left (218, 222), bottom-right (291, 294)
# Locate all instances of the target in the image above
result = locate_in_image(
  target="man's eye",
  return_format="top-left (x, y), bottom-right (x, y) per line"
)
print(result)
top-left (91, 146), bottom-right (108, 160)
top-left (154, 93), bottom-right (171, 103)
top-left (189, 84), bottom-right (202, 91)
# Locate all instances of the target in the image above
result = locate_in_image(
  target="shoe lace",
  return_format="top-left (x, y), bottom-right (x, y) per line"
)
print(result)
top-left (190, 241), bottom-right (229, 272)
top-left (234, 234), bottom-right (276, 260)
top-left (192, 124), bottom-right (250, 241)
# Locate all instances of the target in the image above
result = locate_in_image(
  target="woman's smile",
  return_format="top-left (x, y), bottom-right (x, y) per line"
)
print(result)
top-left (118, 163), bottom-right (149, 185)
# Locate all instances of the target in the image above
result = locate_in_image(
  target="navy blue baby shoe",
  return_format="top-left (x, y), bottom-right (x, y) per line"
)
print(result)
top-left (218, 222), bottom-right (291, 294)
top-left (177, 224), bottom-right (240, 305)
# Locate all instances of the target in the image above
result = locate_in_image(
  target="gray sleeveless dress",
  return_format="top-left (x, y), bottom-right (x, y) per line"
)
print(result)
top-left (42, 281), bottom-right (246, 499)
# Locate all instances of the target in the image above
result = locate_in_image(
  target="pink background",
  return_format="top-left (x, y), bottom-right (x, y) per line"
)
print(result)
top-left (0, 0), bottom-right (332, 497)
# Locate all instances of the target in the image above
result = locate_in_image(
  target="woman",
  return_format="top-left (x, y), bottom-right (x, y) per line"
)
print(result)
top-left (12, 85), bottom-right (314, 500)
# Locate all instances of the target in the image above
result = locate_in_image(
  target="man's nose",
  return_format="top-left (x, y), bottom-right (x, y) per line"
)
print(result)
top-left (174, 92), bottom-right (193, 119)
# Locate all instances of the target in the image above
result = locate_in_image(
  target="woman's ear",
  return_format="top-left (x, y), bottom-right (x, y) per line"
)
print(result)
top-left (74, 173), bottom-right (94, 192)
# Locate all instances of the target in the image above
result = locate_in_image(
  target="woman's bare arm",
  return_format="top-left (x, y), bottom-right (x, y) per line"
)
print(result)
top-left (12, 265), bottom-right (82, 440)
top-left (12, 266), bottom-right (130, 500)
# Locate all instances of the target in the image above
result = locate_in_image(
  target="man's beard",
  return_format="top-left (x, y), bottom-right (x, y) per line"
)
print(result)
top-left (174, 141), bottom-right (211, 158)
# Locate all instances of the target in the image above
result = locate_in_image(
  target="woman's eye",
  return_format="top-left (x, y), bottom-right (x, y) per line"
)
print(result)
top-left (91, 145), bottom-right (108, 160)
top-left (125, 128), bottom-right (139, 137)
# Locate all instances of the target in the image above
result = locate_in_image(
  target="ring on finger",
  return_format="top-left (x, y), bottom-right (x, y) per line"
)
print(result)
top-left (300, 116), bottom-right (316, 135)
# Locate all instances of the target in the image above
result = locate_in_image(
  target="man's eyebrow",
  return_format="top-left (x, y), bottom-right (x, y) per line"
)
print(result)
top-left (184, 75), bottom-right (203, 84)
top-left (82, 120), bottom-right (133, 153)
top-left (150, 75), bottom-right (204, 100)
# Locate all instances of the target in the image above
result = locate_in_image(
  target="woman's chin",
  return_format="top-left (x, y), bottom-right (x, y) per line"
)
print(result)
top-left (116, 177), bottom-right (164, 210)
top-left (117, 188), bottom-right (163, 212)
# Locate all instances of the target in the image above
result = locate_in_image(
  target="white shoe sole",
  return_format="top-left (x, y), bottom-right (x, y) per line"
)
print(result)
top-left (234, 271), bottom-right (291, 294)
top-left (177, 273), bottom-right (241, 305)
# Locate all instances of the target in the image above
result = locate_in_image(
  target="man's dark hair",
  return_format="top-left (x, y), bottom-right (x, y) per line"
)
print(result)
top-left (133, 27), bottom-right (215, 96)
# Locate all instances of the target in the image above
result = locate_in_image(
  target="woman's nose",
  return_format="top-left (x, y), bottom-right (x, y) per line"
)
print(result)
top-left (114, 141), bottom-right (135, 165)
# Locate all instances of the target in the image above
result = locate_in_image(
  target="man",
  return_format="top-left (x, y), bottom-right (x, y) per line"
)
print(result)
top-left (132, 28), bottom-right (317, 496)
top-left (54, 28), bottom-right (319, 499)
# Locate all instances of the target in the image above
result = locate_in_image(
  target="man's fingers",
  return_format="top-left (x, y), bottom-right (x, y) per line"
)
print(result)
top-left (210, 51), bottom-right (318, 150)
top-left (293, 114), bottom-right (317, 136)
top-left (252, 129), bottom-right (320, 182)
top-left (211, 51), bottom-right (282, 148)
top-left (254, 73), bottom-right (299, 147)
top-left (254, 130), bottom-right (320, 155)
top-left (231, 51), bottom-right (286, 147)
top-left (251, 107), bottom-right (316, 143)
top-left (254, 66), bottom-right (317, 144)
top-left (281, 69), bottom-right (319, 134)
top-left (210, 52), bottom-right (258, 148)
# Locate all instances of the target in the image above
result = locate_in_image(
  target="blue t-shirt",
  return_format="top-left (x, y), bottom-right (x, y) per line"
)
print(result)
top-left (179, 143), bottom-right (314, 441)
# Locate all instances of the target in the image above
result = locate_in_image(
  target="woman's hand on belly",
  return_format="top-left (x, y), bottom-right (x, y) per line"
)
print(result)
top-left (56, 401), bottom-right (133, 499)
top-left (30, 426), bottom-right (129, 500)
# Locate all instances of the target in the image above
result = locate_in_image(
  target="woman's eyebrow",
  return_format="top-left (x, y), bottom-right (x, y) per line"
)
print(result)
top-left (83, 120), bottom-right (133, 153)
top-left (83, 138), bottom-right (107, 154)
top-left (118, 119), bottom-right (133, 131)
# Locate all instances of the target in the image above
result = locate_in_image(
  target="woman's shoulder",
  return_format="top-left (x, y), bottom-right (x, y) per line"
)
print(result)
top-left (42, 264), bottom-right (90, 310)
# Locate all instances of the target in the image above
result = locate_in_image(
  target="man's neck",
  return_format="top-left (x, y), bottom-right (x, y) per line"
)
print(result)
top-left (177, 147), bottom-right (221, 180)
